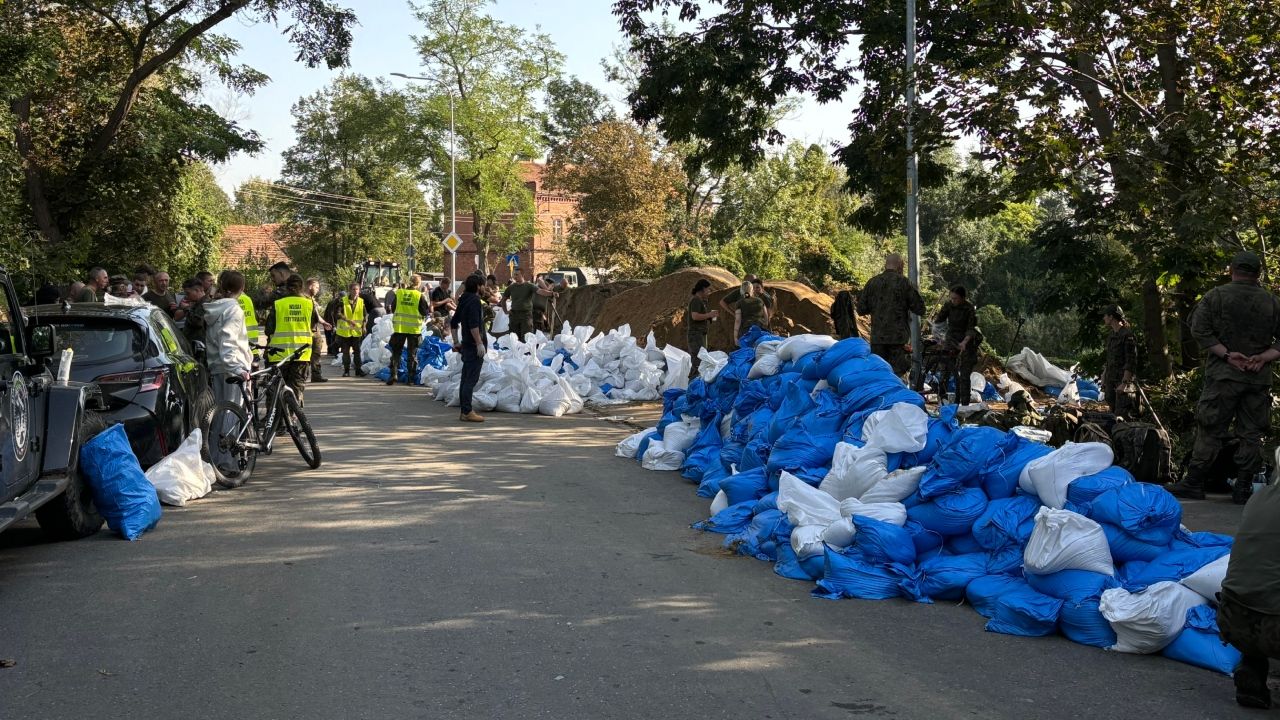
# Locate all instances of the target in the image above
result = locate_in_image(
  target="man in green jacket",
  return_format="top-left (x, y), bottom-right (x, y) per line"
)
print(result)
top-left (1169, 251), bottom-right (1280, 503)
top-left (856, 253), bottom-right (926, 376)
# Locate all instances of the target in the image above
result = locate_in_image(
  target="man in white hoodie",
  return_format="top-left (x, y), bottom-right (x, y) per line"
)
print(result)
top-left (204, 271), bottom-right (253, 475)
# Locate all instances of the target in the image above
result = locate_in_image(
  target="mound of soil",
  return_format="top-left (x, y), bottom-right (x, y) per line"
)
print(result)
top-left (594, 268), bottom-right (739, 346)
top-left (553, 280), bottom-right (648, 330)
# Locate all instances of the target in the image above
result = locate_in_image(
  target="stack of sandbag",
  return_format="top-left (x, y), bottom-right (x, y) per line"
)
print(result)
top-left (617, 326), bottom-right (1240, 677)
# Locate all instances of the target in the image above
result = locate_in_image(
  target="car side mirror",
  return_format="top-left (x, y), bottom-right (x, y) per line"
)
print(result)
top-left (29, 324), bottom-right (56, 359)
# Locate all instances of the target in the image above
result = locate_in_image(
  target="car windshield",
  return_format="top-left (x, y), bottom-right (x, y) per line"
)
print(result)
top-left (362, 264), bottom-right (401, 288)
top-left (46, 321), bottom-right (143, 364)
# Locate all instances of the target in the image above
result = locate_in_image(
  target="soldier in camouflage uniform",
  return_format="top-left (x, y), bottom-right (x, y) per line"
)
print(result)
top-left (1101, 305), bottom-right (1139, 417)
top-left (935, 285), bottom-right (979, 404)
top-left (1218, 479), bottom-right (1280, 709)
top-left (1169, 251), bottom-right (1280, 503)
top-left (855, 254), bottom-right (925, 375)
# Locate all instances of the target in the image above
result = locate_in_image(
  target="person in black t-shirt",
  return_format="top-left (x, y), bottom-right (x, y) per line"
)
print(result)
top-left (451, 275), bottom-right (487, 422)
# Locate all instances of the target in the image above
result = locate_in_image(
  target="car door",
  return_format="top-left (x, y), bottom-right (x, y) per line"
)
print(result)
top-left (0, 281), bottom-right (39, 494)
top-left (150, 310), bottom-right (207, 432)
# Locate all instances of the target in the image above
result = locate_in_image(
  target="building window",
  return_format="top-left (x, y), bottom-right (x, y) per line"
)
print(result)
top-left (553, 218), bottom-right (563, 241)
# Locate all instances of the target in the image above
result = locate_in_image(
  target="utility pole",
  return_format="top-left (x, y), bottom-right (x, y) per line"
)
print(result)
top-left (905, 0), bottom-right (923, 390)
top-left (449, 90), bottom-right (457, 290)
top-left (408, 205), bottom-right (415, 274)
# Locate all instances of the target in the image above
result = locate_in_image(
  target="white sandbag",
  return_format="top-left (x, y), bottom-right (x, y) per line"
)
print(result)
top-left (1058, 381), bottom-right (1080, 404)
top-left (710, 490), bottom-right (729, 516)
top-left (641, 439), bottom-right (685, 471)
top-left (1180, 554), bottom-right (1230, 604)
top-left (518, 384), bottom-right (543, 414)
top-left (754, 339), bottom-right (784, 360)
top-left (1100, 582), bottom-right (1208, 654)
top-left (719, 413), bottom-right (734, 440)
top-left (997, 372), bottom-right (1028, 401)
top-left (777, 334), bottom-right (837, 362)
top-left (969, 372), bottom-right (987, 402)
top-left (616, 426), bottom-right (657, 458)
top-left (661, 419), bottom-right (701, 454)
top-left (861, 403), bottom-right (929, 453)
top-left (819, 444), bottom-right (888, 501)
top-left (1006, 347), bottom-right (1074, 388)
top-left (777, 471), bottom-right (842, 528)
top-left (1018, 442), bottom-right (1114, 508)
top-left (841, 498), bottom-right (908, 526)
top-left (490, 307), bottom-right (510, 334)
top-left (860, 466), bottom-right (926, 504)
top-left (821, 518), bottom-right (857, 548)
top-left (495, 384), bottom-right (523, 414)
top-left (791, 524), bottom-right (827, 559)
top-left (472, 389), bottom-right (498, 412)
top-left (145, 429), bottom-right (213, 507)
top-left (660, 344), bottom-right (692, 392)
top-left (747, 353), bottom-right (783, 379)
top-left (698, 348), bottom-right (730, 383)
top-left (1023, 507), bottom-right (1115, 576)
top-left (538, 376), bottom-right (585, 417)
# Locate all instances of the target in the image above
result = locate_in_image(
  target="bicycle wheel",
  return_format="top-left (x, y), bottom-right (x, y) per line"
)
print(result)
top-left (204, 401), bottom-right (258, 488)
top-left (282, 390), bottom-right (321, 469)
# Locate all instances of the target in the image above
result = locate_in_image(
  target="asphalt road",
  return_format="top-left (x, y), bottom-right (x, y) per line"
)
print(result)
top-left (0, 376), bottom-right (1265, 719)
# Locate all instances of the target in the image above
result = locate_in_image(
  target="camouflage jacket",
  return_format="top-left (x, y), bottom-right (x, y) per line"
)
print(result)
top-left (1191, 280), bottom-right (1280, 386)
top-left (855, 271), bottom-right (925, 345)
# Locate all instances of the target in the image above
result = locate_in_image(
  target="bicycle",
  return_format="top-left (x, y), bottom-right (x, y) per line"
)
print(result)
top-left (203, 345), bottom-right (322, 488)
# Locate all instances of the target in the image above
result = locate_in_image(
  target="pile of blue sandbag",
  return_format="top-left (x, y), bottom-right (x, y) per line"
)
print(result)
top-left (616, 330), bottom-right (1238, 675)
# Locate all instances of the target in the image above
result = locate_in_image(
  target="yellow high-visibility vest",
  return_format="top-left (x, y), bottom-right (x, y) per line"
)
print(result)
top-left (236, 293), bottom-right (262, 345)
top-left (392, 289), bottom-right (424, 335)
top-left (337, 296), bottom-right (365, 338)
top-left (268, 296), bottom-right (313, 363)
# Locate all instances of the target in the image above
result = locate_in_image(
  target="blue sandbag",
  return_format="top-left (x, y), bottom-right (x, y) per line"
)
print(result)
top-left (986, 546), bottom-right (1025, 575)
top-left (1102, 522), bottom-right (1170, 563)
top-left (753, 491), bottom-right (778, 514)
top-left (738, 437), bottom-right (771, 472)
top-left (635, 430), bottom-right (660, 460)
top-left (1026, 569), bottom-right (1117, 602)
top-left (812, 337), bottom-right (871, 378)
top-left (657, 388), bottom-right (686, 433)
top-left (1076, 378), bottom-right (1101, 400)
top-left (769, 383), bottom-right (816, 442)
top-left (79, 424), bottom-right (161, 541)
top-left (900, 406), bottom-right (959, 467)
top-left (681, 417), bottom-right (723, 483)
top-left (692, 500), bottom-right (756, 534)
top-left (696, 468), bottom-right (726, 498)
top-left (852, 515), bottom-right (917, 566)
top-left (1087, 482), bottom-right (1183, 545)
top-left (1170, 529), bottom-right (1234, 551)
top-left (1044, 385), bottom-right (1063, 397)
top-left (1066, 466), bottom-right (1134, 505)
top-left (972, 495), bottom-right (1042, 551)
top-left (1162, 605), bottom-right (1241, 675)
top-left (720, 467), bottom-right (770, 506)
top-left (918, 553), bottom-right (989, 601)
top-left (814, 548), bottom-right (906, 600)
top-left (840, 378), bottom-right (925, 414)
top-left (986, 585), bottom-right (1063, 637)
top-left (775, 543), bottom-right (821, 582)
top-left (1120, 546), bottom-right (1232, 591)
top-left (766, 430), bottom-right (842, 480)
top-left (966, 575), bottom-right (1028, 619)
top-left (905, 520), bottom-right (944, 556)
top-left (726, 508), bottom-right (787, 561)
top-left (827, 354), bottom-right (894, 389)
top-left (739, 327), bottom-right (783, 349)
top-left (374, 366), bottom-right (392, 382)
top-left (978, 435), bottom-right (1053, 500)
top-left (907, 487), bottom-right (989, 537)
top-left (733, 380), bottom-right (771, 418)
top-left (1060, 599), bottom-right (1118, 648)
top-left (922, 427), bottom-right (1019, 498)
top-left (945, 533), bottom-right (986, 555)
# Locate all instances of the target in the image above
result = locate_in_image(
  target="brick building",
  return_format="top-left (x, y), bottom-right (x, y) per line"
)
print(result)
top-left (221, 223), bottom-right (289, 268)
top-left (442, 161), bottom-right (577, 283)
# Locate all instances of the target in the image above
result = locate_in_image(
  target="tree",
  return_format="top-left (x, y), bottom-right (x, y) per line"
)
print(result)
top-left (410, 0), bottom-right (562, 272)
top-left (272, 75), bottom-right (434, 285)
top-left (615, 0), bottom-right (1280, 377)
top-left (545, 120), bottom-right (681, 276)
top-left (1, 0), bottom-right (356, 256)
top-left (542, 76), bottom-right (614, 151)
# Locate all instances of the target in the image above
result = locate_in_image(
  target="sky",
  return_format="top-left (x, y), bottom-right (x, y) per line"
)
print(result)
top-left (211, 0), bottom-right (857, 195)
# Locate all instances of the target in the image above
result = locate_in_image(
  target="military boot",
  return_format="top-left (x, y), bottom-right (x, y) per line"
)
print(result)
top-left (1167, 476), bottom-right (1207, 500)
top-left (1232, 475), bottom-right (1255, 505)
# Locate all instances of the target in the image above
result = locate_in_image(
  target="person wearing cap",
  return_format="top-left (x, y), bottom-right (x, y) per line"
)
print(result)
top-left (1102, 305), bottom-right (1139, 417)
top-left (1169, 251), bottom-right (1280, 504)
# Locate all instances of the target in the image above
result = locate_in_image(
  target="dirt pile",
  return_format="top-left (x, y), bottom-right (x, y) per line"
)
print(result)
top-left (553, 280), bottom-right (648, 329)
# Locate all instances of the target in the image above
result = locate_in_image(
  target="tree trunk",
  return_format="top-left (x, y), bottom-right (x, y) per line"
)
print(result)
top-left (1141, 276), bottom-right (1172, 379)
top-left (10, 97), bottom-right (63, 244)
top-left (1174, 275), bottom-right (1199, 370)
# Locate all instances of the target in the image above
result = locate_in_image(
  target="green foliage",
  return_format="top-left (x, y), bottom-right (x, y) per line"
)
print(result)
top-left (659, 248), bottom-right (744, 278)
top-left (410, 0), bottom-right (563, 269)
top-left (542, 76), bottom-right (614, 151)
top-left (716, 236), bottom-right (789, 280)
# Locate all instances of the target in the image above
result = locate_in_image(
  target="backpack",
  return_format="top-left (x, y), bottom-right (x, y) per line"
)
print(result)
top-left (1111, 421), bottom-right (1173, 485)
top-left (1073, 421), bottom-right (1113, 447)
top-left (1041, 407), bottom-right (1081, 448)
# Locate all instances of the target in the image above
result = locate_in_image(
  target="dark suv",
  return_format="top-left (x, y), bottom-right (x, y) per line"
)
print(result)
top-left (0, 268), bottom-right (111, 539)
top-left (27, 302), bottom-right (214, 468)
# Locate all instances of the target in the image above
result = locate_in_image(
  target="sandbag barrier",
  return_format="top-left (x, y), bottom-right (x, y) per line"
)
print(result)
top-left (412, 320), bottom-right (692, 416)
top-left (617, 330), bottom-right (1238, 675)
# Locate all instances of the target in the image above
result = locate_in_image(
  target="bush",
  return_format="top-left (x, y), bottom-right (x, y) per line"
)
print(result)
top-left (717, 236), bottom-right (788, 279)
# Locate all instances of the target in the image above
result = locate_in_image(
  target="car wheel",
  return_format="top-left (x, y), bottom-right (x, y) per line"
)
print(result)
top-left (35, 410), bottom-right (108, 540)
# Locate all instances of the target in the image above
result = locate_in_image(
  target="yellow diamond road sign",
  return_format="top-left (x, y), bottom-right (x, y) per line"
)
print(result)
top-left (442, 232), bottom-right (462, 254)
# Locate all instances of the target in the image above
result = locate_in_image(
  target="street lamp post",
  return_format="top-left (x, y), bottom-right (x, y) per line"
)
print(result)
top-left (905, 0), bottom-right (923, 390)
top-left (392, 71), bottom-right (457, 286)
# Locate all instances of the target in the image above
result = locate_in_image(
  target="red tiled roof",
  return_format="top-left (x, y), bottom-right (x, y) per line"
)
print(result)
top-left (221, 224), bottom-right (288, 268)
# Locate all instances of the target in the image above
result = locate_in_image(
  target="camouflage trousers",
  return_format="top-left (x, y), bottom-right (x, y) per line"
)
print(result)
top-left (1219, 590), bottom-right (1280, 698)
top-left (1103, 380), bottom-right (1138, 419)
top-left (871, 343), bottom-right (910, 376)
top-left (1187, 378), bottom-right (1270, 483)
